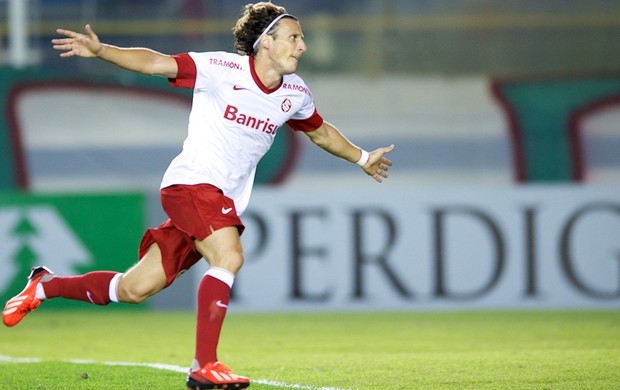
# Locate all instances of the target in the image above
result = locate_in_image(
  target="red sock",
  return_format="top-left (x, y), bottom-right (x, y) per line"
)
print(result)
top-left (42, 271), bottom-right (120, 305)
top-left (195, 268), bottom-right (234, 366)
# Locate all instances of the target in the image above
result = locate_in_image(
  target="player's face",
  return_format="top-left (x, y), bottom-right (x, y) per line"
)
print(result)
top-left (269, 19), bottom-right (306, 75)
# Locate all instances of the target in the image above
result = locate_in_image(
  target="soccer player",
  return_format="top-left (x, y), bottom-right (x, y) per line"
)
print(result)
top-left (2, 2), bottom-right (394, 389)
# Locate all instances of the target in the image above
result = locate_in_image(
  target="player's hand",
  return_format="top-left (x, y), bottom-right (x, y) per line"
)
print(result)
top-left (52, 24), bottom-right (102, 58)
top-left (363, 144), bottom-right (395, 183)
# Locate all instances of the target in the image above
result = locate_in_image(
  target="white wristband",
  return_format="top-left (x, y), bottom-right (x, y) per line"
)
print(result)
top-left (355, 149), bottom-right (369, 167)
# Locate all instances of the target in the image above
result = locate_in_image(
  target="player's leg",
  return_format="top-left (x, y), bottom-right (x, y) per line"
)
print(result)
top-left (116, 243), bottom-right (168, 304)
top-left (2, 265), bottom-right (123, 327)
top-left (159, 183), bottom-right (249, 388)
top-left (40, 242), bottom-right (166, 305)
top-left (2, 243), bottom-right (167, 327)
top-left (187, 226), bottom-right (249, 389)
top-left (193, 225), bottom-right (244, 364)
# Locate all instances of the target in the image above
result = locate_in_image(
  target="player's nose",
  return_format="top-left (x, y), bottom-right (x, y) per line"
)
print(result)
top-left (297, 39), bottom-right (307, 53)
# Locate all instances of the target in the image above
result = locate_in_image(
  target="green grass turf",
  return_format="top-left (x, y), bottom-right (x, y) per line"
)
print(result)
top-left (1, 310), bottom-right (619, 389)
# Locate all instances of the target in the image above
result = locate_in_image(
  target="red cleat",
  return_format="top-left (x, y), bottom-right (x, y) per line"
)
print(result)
top-left (2, 266), bottom-right (53, 327)
top-left (186, 361), bottom-right (250, 389)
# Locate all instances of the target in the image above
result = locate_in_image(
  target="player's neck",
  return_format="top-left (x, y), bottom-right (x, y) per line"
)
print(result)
top-left (252, 54), bottom-right (284, 90)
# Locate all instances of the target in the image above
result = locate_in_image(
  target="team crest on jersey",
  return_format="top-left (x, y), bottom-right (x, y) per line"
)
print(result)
top-left (281, 98), bottom-right (292, 113)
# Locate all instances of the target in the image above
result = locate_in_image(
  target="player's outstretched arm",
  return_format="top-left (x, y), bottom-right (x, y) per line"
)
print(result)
top-left (52, 24), bottom-right (178, 78)
top-left (304, 121), bottom-right (395, 183)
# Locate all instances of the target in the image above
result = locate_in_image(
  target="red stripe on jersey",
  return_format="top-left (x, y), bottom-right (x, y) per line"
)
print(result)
top-left (286, 109), bottom-right (324, 132)
top-left (168, 53), bottom-right (197, 89)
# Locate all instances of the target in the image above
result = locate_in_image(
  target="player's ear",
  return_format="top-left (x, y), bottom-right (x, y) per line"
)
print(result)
top-left (262, 36), bottom-right (272, 50)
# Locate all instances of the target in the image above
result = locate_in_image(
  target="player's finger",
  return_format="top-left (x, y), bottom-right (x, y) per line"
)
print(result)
top-left (85, 24), bottom-right (97, 39)
top-left (52, 42), bottom-right (72, 50)
top-left (85, 24), bottom-right (99, 41)
top-left (59, 51), bottom-right (76, 58)
top-left (56, 28), bottom-right (80, 38)
top-left (52, 43), bottom-right (73, 51)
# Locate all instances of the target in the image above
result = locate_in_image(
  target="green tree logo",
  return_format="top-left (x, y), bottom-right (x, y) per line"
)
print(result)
top-left (0, 206), bottom-right (93, 303)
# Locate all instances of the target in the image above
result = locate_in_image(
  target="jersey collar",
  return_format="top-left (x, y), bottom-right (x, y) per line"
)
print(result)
top-left (249, 56), bottom-right (283, 94)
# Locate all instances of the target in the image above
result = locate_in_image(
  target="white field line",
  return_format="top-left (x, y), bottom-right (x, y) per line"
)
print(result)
top-left (0, 355), bottom-right (351, 390)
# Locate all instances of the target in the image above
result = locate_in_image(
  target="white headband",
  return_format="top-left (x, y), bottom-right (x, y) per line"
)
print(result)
top-left (252, 13), bottom-right (292, 51)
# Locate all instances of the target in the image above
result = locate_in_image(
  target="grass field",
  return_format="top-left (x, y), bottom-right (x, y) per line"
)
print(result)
top-left (1, 310), bottom-right (619, 389)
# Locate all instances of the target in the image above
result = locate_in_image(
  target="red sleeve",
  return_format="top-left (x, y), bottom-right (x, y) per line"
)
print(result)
top-left (286, 109), bottom-right (324, 132)
top-left (168, 53), bottom-right (197, 89)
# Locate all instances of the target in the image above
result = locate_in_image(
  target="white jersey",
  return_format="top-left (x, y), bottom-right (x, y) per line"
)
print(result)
top-left (162, 51), bottom-right (323, 215)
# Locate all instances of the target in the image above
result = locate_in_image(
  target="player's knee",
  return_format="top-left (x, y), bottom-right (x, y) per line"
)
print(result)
top-left (117, 281), bottom-right (156, 304)
top-left (229, 253), bottom-right (245, 274)
top-left (212, 252), bottom-right (244, 275)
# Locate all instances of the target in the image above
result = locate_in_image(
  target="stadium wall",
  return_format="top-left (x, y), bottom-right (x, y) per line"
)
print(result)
top-left (1, 74), bottom-right (619, 311)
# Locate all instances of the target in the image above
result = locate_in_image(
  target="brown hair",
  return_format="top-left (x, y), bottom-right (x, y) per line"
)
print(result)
top-left (232, 2), bottom-right (297, 56)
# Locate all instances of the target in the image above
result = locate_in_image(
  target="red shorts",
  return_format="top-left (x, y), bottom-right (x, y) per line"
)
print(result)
top-left (138, 184), bottom-right (244, 286)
